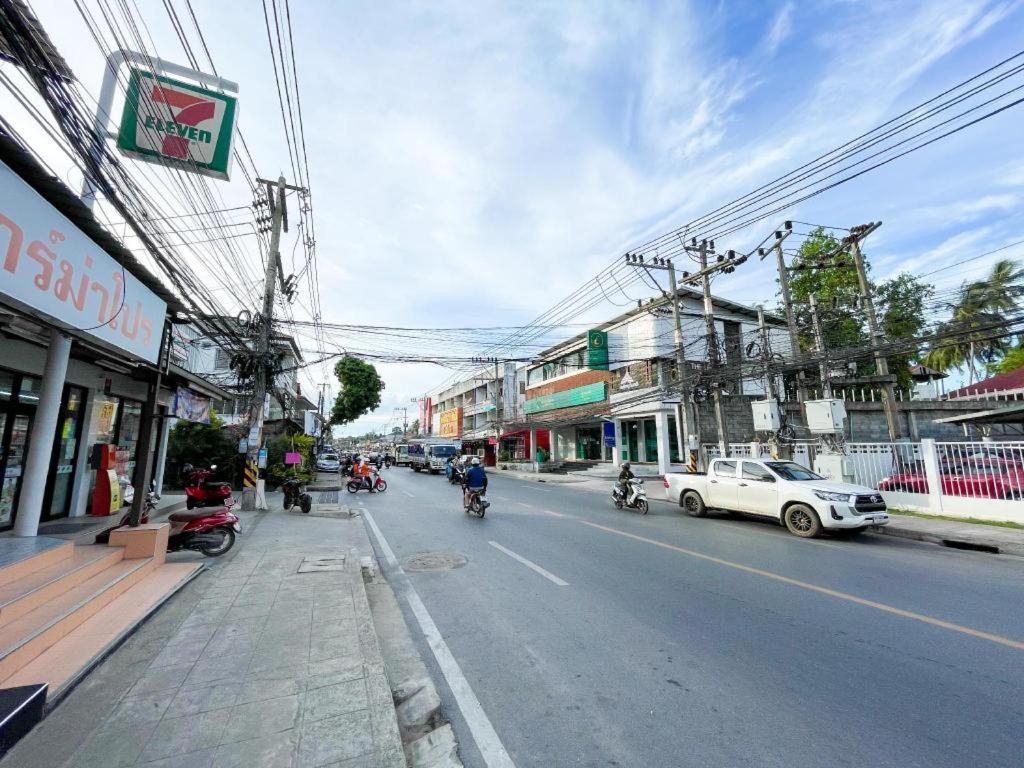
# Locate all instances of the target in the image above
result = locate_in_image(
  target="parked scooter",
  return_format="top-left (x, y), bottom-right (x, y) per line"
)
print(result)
top-left (99, 486), bottom-right (241, 557)
top-left (182, 464), bottom-right (232, 509)
top-left (282, 477), bottom-right (312, 513)
top-left (612, 478), bottom-right (649, 514)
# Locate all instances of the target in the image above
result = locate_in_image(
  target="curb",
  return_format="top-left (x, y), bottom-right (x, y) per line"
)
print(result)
top-left (870, 524), bottom-right (1024, 557)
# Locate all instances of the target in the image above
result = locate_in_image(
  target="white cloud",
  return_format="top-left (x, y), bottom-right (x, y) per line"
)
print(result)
top-left (766, 2), bottom-right (795, 56)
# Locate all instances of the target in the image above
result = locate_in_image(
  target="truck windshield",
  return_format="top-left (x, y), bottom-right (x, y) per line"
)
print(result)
top-left (764, 461), bottom-right (823, 481)
top-left (430, 446), bottom-right (458, 457)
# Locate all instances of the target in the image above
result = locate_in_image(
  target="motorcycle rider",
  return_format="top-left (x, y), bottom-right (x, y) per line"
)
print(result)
top-left (463, 457), bottom-right (488, 509)
top-left (618, 461), bottom-right (636, 505)
top-left (358, 458), bottom-right (376, 493)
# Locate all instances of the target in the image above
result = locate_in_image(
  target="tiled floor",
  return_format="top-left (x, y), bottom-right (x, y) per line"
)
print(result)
top-left (61, 547), bottom-right (395, 768)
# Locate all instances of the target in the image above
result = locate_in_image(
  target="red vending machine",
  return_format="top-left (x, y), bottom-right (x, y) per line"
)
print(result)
top-left (90, 443), bottom-right (121, 516)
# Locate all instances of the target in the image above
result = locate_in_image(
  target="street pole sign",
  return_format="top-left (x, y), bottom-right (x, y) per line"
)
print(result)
top-left (116, 68), bottom-right (237, 180)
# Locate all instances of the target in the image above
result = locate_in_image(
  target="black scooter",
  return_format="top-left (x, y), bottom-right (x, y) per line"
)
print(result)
top-left (282, 477), bottom-right (312, 513)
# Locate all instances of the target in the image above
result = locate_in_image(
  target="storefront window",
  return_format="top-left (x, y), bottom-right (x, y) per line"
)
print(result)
top-left (0, 413), bottom-right (32, 526)
top-left (0, 371), bottom-right (13, 401)
top-left (18, 376), bottom-right (41, 405)
top-left (116, 400), bottom-right (143, 506)
top-left (668, 416), bottom-right (680, 463)
top-left (644, 418), bottom-right (658, 462)
top-left (85, 395), bottom-right (120, 513)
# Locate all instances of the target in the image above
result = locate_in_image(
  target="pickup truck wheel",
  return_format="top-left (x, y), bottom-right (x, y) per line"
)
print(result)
top-left (682, 491), bottom-right (706, 517)
top-left (785, 504), bottom-right (822, 538)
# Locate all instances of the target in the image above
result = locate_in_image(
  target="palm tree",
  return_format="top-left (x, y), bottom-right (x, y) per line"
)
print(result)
top-left (924, 259), bottom-right (1024, 382)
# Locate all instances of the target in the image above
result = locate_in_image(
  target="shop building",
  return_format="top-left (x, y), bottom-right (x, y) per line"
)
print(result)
top-left (427, 363), bottom-right (521, 465)
top-left (514, 288), bottom-right (791, 474)
top-left (0, 131), bottom-right (224, 535)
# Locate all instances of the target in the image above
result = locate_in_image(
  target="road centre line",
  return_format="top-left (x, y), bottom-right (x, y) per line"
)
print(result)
top-left (403, 491), bottom-right (415, 498)
top-left (363, 511), bottom-right (517, 768)
top-left (572, 519), bottom-right (1024, 651)
top-left (488, 541), bottom-right (569, 586)
top-left (517, 502), bottom-right (534, 510)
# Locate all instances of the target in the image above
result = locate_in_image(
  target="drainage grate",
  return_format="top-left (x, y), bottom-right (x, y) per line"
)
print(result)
top-left (402, 552), bottom-right (468, 572)
top-left (297, 555), bottom-right (347, 573)
top-left (941, 539), bottom-right (999, 554)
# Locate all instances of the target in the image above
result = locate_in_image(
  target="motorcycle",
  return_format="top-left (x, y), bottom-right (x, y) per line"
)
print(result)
top-left (448, 463), bottom-right (465, 486)
top-left (346, 473), bottom-right (388, 494)
top-left (464, 487), bottom-right (489, 517)
top-left (282, 477), bottom-right (312, 514)
top-left (612, 479), bottom-right (649, 514)
top-left (99, 487), bottom-right (240, 557)
top-left (182, 464), bottom-right (232, 510)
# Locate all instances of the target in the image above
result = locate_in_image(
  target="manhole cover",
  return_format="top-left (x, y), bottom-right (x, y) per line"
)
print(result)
top-left (298, 555), bottom-right (347, 573)
top-left (402, 552), bottom-right (468, 572)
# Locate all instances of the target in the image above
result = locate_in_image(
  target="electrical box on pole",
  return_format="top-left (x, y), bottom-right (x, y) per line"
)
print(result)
top-left (751, 400), bottom-right (782, 432)
top-left (804, 399), bottom-right (847, 433)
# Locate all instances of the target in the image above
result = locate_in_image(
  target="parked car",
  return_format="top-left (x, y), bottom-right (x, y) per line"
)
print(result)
top-left (316, 453), bottom-right (341, 473)
top-left (664, 458), bottom-right (889, 538)
top-left (878, 460), bottom-right (1024, 499)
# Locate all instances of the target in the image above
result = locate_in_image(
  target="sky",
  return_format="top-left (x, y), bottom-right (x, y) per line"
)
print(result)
top-left (8, 0), bottom-right (1024, 436)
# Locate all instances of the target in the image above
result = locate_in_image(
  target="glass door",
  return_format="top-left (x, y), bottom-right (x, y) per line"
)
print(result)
top-left (643, 418), bottom-right (658, 463)
top-left (44, 387), bottom-right (85, 520)
top-left (626, 421), bottom-right (639, 463)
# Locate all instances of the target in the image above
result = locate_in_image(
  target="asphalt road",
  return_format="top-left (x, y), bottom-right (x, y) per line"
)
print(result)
top-left (358, 467), bottom-right (1024, 768)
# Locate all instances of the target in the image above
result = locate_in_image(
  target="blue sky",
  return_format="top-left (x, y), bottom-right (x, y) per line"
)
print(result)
top-left (10, 1), bottom-right (1024, 434)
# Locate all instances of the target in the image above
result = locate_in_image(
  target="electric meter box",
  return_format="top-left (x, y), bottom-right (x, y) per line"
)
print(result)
top-left (804, 398), bottom-right (847, 433)
top-left (751, 400), bottom-right (781, 432)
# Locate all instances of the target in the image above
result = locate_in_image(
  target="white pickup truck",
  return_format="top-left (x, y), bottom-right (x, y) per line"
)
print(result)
top-left (664, 458), bottom-right (889, 538)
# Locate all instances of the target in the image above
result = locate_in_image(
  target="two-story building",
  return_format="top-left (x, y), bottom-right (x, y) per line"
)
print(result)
top-left (508, 287), bottom-right (791, 474)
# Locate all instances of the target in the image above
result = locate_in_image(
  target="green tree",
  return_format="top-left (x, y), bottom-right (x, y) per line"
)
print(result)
top-left (995, 345), bottom-right (1024, 374)
top-left (925, 259), bottom-right (1024, 382)
top-left (876, 273), bottom-right (934, 388)
top-left (330, 356), bottom-right (385, 425)
top-left (166, 413), bottom-right (236, 485)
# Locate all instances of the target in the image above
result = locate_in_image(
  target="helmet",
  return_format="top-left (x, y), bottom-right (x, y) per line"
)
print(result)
top-left (471, 457), bottom-right (481, 466)
top-left (623, 462), bottom-right (631, 469)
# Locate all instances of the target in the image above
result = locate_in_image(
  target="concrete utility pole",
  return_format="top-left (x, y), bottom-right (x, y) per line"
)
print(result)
top-left (808, 295), bottom-right (831, 398)
top-left (762, 222), bottom-right (804, 403)
top-left (756, 305), bottom-right (775, 401)
top-left (847, 222), bottom-right (901, 440)
top-left (697, 240), bottom-right (727, 458)
top-left (242, 175), bottom-right (305, 510)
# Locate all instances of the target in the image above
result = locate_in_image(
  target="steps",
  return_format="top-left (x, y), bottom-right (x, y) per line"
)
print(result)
top-left (0, 533), bottom-right (202, 756)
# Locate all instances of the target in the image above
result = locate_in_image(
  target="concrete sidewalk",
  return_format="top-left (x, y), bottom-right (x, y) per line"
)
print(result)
top-left (2, 494), bottom-right (405, 768)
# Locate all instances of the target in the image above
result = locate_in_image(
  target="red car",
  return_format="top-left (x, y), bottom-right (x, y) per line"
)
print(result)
top-left (878, 459), bottom-right (1024, 500)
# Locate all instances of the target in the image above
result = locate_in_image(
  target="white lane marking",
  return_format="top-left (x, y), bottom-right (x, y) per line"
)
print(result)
top-left (488, 541), bottom-right (568, 587)
top-left (403, 491), bottom-right (415, 498)
top-left (518, 483), bottom-right (549, 490)
top-left (363, 512), bottom-right (517, 768)
top-left (517, 502), bottom-right (534, 510)
top-left (495, 496), bottom-right (509, 502)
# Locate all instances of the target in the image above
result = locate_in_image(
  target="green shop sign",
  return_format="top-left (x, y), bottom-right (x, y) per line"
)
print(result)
top-left (524, 382), bottom-right (607, 414)
top-left (117, 68), bottom-right (237, 180)
top-left (587, 329), bottom-right (608, 370)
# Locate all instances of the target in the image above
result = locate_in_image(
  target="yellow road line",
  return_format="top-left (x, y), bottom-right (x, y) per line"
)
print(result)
top-left (575, 519), bottom-right (1024, 652)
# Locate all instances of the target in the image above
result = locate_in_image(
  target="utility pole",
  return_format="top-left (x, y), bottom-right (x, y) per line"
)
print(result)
top-left (808, 295), bottom-right (831, 398)
top-left (241, 175), bottom-right (305, 510)
top-left (761, 222), bottom-right (804, 403)
top-left (697, 240), bottom-right (727, 458)
top-left (625, 243), bottom-right (749, 468)
top-left (494, 359), bottom-right (503, 463)
top-left (847, 222), bottom-right (901, 440)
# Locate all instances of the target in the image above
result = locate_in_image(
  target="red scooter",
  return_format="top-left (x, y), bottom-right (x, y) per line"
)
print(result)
top-left (182, 463), bottom-right (233, 509)
top-left (99, 488), bottom-right (240, 557)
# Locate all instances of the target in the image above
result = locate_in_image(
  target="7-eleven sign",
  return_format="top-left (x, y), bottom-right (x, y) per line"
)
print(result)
top-left (117, 68), bottom-right (237, 180)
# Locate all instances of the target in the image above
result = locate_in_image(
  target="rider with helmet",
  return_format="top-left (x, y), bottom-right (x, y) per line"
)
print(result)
top-left (463, 457), bottom-right (488, 509)
top-left (618, 461), bottom-right (636, 504)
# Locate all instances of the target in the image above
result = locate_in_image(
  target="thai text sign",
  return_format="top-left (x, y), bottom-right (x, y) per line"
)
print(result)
top-left (524, 382), bottom-right (606, 414)
top-left (117, 68), bottom-right (237, 180)
top-left (439, 407), bottom-right (462, 438)
top-left (0, 159), bottom-right (166, 362)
